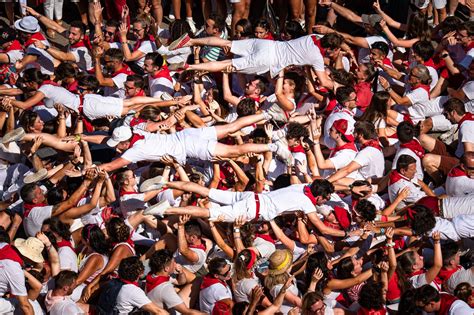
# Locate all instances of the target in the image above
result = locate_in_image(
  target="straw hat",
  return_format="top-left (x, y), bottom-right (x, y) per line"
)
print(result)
top-left (268, 249), bottom-right (293, 275)
top-left (13, 237), bottom-right (44, 263)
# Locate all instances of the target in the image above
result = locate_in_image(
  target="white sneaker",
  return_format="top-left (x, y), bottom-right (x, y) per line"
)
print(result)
top-left (139, 175), bottom-right (167, 193)
top-left (275, 141), bottom-right (293, 165)
top-left (23, 168), bottom-right (48, 184)
top-left (2, 127), bottom-right (25, 144)
top-left (439, 125), bottom-right (458, 145)
top-left (186, 18), bottom-right (197, 34)
top-left (160, 92), bottom-right (174, 101)
top-left (144, 200), bottom-right (171, 216)
top-left (225, 13), bottom-right (232, 27)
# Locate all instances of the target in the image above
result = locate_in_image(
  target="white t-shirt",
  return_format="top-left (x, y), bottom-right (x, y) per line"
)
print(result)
top-left (38, 84), bottom-right (81, 111)
top-left (323, 148), bottom-right (358, 178)
top-left (199, 282), bottom-right (232, 314)
top-left (262, 184), bottom-right (318, 220)
top-left (456, 119), bottom-right (474, 158)
top-left (270, 282), bottom-right (299, 315)
top-left (148, 75), bottom-right (174, 99)
top-left (388, 172), bottom-right (427, 209)
top-left (25, 41), bottom-right (55, 75)
top-left (448, 299), bottom-right (473, 314)
top-left (429, 217), bottom-right (460, 241)
top-left (23, 205), bottom-right (53, 237)
top-left (135, 40), bottom-right (156, 67)
top-left (462, 80), bottom-right (474, 113)
top-left (253, 236), bottom-right (276, 261)
top-left (445, 166), bottom-right (474, 196)
top-left (120, 192), bottom-right (147, 217)
top-left (58, 246), bottom-right (78, 272)
top-left (147, 279), bottom-right (183, 310)
top-left (392, 147), bottom-right (424, 180)
top-left (6, 49), bottom-right (24, 64)
top-left (406, 86), bottom-right (431, 121)
top-left (353, 146), bottom-right (385, 179)
top-left (173, 247), bottom-right (207, 273)
top-left (115, 284), bottom-right (152, 314)
top-left (234, 278), bottom-right (259, 303)
top-left (69, 46), bottom-right (93, 72)
top-left (0, 244), bottom-right (27, 297)
top-left (48, 297), bottom-right (85, 315)
top-left (104, 73), bottom-right (128, 98)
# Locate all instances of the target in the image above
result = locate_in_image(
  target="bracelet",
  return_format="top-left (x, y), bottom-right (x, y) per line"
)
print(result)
top-left (343, 230), bottom-right (348, 238)
top-left (74, 134), bottom-right (81, 142)
top-left (386, 242), bottom-right (395, 248)
top-left (233, 228), bottom-right (240, 233)
top-left (386, 87), bottom-right (392, 92)
top-left (434, 240), bottom-right (440, 244)
top-left (313, 141), bottom-right (320, 145)
top-left (380, 228), bottom-right (385, 235)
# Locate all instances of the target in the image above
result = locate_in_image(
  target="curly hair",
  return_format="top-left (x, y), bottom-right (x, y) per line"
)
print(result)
top-left (106, 218), bottom-right (131, 244)
top-left (149, 249), bottom-right (173, 274)
top-left (359, 281), bottom-right (385, 310)
top-left (286, 122), bottom-right (309, 140)
top-left (118, 256), bottom-right (144, 282)
top-left (408, 205), bottom-right (436, 236)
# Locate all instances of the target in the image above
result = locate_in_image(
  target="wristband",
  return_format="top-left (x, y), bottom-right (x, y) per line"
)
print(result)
top-left (380, 228), bottom-right (385, 235)
top-left (343, 230), bottom-right (348, 238)
top-left (233, 228), bottom-right (240, 233)
top-left (386, 87), bottom-right (392, 92)
top-left (386, 242), bottom-right (395, 248)
top-left (74, 134), bottom-right (81, 142)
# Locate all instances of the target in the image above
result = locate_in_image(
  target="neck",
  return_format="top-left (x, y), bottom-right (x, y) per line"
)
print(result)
top-left (51, 289), bottom-right (66, 297)
top-left (335, 138), bottom-right (347, 147)
top-left (155, 271), bottom-right (169, 277)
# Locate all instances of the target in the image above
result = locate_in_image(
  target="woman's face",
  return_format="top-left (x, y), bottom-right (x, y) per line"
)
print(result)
top-left (31, 116), bottom-right (44, 133)
top-left (356, 64), bottom-right (368, 81)
top-left (413, 252), bottom-right (424, 270)
top-left (254, 26), bottom-right (267, 39)
top-left (351, 256), bottom-right (363, 276)
top-left (309, 299), bottom-right (326, 314)
top-left (235, 25), bottom-right (244, 39)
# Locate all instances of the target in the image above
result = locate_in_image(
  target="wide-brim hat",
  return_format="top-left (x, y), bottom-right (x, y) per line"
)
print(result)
top-left (14, 16), bottom-right (40, 34)
top-left (13, 237), bottom-right (44, 263)
top-left (268, 249), bottom-right (293, 275)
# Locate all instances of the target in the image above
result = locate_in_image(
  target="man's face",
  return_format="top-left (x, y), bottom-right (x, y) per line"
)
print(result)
top-left (408, 69), bottom-right (421, 86)
top-left (143, 59), bottom-right (156, 74)
top-left (344, 92), bottom-right (358, 110)
top-left (116, 141), bottom-right (131, 153)
top-left (325, 47), bottom-right (341, 60)
top-left (104, 26), bottom-right (116, 43)
top-left (34, 186), bottom-right (46, 204)
top-left (205, 19), bottom-right (217, 36)
top-left (245, 79), bottom-right (260, 95)
top-left (401, 162), bottom-right (417, 180)
top-left (68, 27), bottom-right (82, 45)
top-left (103, 56), bottom-right (119, 72)
top-left (456, 29), bottom-right (472, 47)
top-left (443, 109), bottom-right (456, 124)
top-left (132, 22), bottom-right (146, 40)
top-left (370, 49), bottom-right (384, 62)
top-left (124, 80), bottom-right (139, 97)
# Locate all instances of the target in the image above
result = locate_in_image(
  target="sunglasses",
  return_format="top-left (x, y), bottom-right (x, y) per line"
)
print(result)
top-left (219, 267), bottom-right (231, 277)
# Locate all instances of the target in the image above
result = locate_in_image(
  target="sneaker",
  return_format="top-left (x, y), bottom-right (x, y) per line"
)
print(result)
top-left (23, 168), bottom-right (48, 184)
top-left (160, 92), bottom-right (174, 101)
top-left (2, 127), bottom-right (25, 144)
top-left (139, 175), bottom-right (167, 193)
top-left (265, 105), bottom-right (289, 122)
top-left (275, 141), bottom-right (293, 165)
top-left (168, 33), bottom-right (191, 51)
top-left (167, 62), bottom-right (189, 71)
top-left (225, 13), bottom-right (232, 27)
top-left (439, 125), bottom-right (458, 145)
top-left (143, 200), bottom-right (171, 216)
top-left (186, 18), bottom-right (197, 34)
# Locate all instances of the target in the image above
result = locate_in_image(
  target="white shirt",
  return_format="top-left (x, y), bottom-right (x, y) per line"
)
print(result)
top-left (406, 86), bottom-right (431, 121)
top-left (38, 84), bottom-right (81, 111)
top-left (462, 81), bottom-right (474, 113)
top-left (261, 184), bottom-right (318, 220)
top-left (147, 278), bottom-right (183, 310)
top-left (353, 146), bottom-right (385, 179)
top-left (58, 246), bottom-right (78, 272)
top-left (448, 299), bottom-right (473, 314)
top-left (429, 217), bottom-right (460, 241)
top-left (456, 119), bottom-right (474, 158)
top-left (323, 107), bottom-right (356, 149)
top-left (6, 49), bottom-right (24, 64)
top-left (446, 166), bottom-right (474, 196)
top-left (234, 278), bottom-right (259, 303)
top-left (388, 172), bottom-right (427, 209)
top-left (69, 46), bottom-right (93, 72)
top-left (25, 40), bottom-right (55, 75)
top-left (323, 148), bottom-right (358, 178)
top-left (270, 282), bottom-right (299, 315)
top-left (0, 243), bottom-right (27, 297)
top-left (173, 247), bottom-right (207, 273)
top-left (199, 282), bottom-right (232, 314)
top-left (148, 75), bottom-right (174, 99)
top-left (48, 296), bottom-right (85, 315)
top-left (104, 72), bottom-right (128, 98)
top-left (120, 192), bottom-right (147, 217)
top-left (115, 284), bottom-right (152, 314)
top-left (23, 205), bottom-right (53, 237)
top-left (392, 147), bottom-right (424, 180)
top-left (134, 40), bottom-right (156, 67)
top-left (358, 36), bottom-right (394, 64)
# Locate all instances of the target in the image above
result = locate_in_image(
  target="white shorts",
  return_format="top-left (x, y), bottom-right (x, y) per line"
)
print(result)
top-left (209, 196), bottom-right (258, 222)
top-left (433, 0), bottom-right (447, 9)
top-left (231, 39), bottom-right (276, 75)
top-left (443, 195), bottom-right (474, 218)
top-left (178, 127), bottom-right (218, 161)
top-left (208, 188), bottom-right (254, 205)
top-left (82, 94), bottom-right (124, 121)
top-left (0, 298), bottom-right (15, 315)
top-left (452, 214), bottom-right (474, 239)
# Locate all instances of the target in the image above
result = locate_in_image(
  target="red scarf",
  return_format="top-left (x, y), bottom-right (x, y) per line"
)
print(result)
top-left (112, 64), bottom-right (134, 77)
top-left (330, 142), bottom-right (357, 157)
top-left (436, 266), bottom-right (462, 284)
top-left (357, 308), bottom-right (386, 315)
top-left (424, 58), bottom-right (436, 68)
top-left (56, 239), bottom-right (75, 252)
top-left (200, 275), bottom-right (227, 290)
top-left (70, 35), bottom-right (92, 52)
top-left (458, 113), bottom-right (474, 128)
top-left (40, 79), bottom-right (60, 87)
top-left (400, 139), bottom-right (425, 159)
top-left (255, 234), bottom-right (275, 244)
top-left (189, 243), bottom-right (206, 251)
top-left (135, 89), bottom-right (145, 96)
top-left (382, 57), bottom-right (393, 68)
top-left (465, 41), bottom-right (474, 52)
top-left (65, 80), bottom-right (78, 93)
top-left (303, 185), bottom-right (318, 205)
top-left (389, 170), bottom-right (410, 185)
top-left (438, 293), bottom-right (459, 315)
top-left (119, 189), bottom-right (138, 197)
top-left (288, 144), bottom-right (305, 153)
top-left (129, 133), bottom-right (145, 147)
top-left (152, 65), bottom-right (172, 82)
top-left (448, 165), bottom-right (467, 178)
top-left (263, 33), bottom-right (274, 40)
top-left (414, 84), bottom-right (431, 99)
top-left (120, 278), bottom-right (139, 287)
top-left (23, 202), bottom-right (48, 218)
top-left (386, 271), bottom-right (402, 302)
top-left (24, 32), bottom-right (47, 48)
top-left (409, 269), bottom-right (426, 277)
top-left (145, 274), bottom-right (170, 292)
top-left (133, 34), bottom-right (155, 52)
top-left (0, 244), bottom-right (24, 266)
top-left (310, 35), bottom-right (325, 57)
top-left (6, 40), bottom-right (23, 52)
top-left (360, 139), bottom-right (382, 151)
top-left (333, 206), bottom-right (351, 230)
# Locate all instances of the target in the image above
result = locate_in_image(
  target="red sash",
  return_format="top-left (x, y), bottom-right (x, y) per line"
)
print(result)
top-left (448, 165), bottom-right (467, 178)
top-left (145, 274), bottom-right (170, 292)
top-left (310, 35), bottom-right (325, 57)
top-left (357, 308), bottom-right (386, 315)
top-left (24, 32), bottom-right (47, 48)
top-left (152, 65), bottom-right (172, 83)
top-left (200, 275), bottom-right (227, 290)
top-left (40, 80), bottom-right (60, 87)
top-left (112, 64), bottom-right (134, 77)
top-left (330, 142), bottom-right (357, 158)
top-left (303, 185), bottom-right (318, 205)
top-left (438, 293), bottom-right (459, 315)
top-left (389, 170), bottom-right (411, 185)
top-left (70, 35), bottom-right (92, 52)
top-left (289, 144), bottom-right (305, 153)
top-left (23, 202), bottom-right (48, 218)
top-left (400, 139), bottom-right (425, 159)
top-left (189, 243), bottom-right (206, 251)
top-left (458, 113), bottom-right (474, 128)
top-left (436, 266), bottom-right (462, 284)
top-left (119, 189), bottom-right (138, 197)
top-left (129, 133), bottom-right (145, 147)
top-left (0, 244), bottom-right (24, 266)
top-left (120, 278), bottom-right (139, 287)
top-left (56, 240), bottom-right (75, 252)
top-left (5, 40), bottom-right (23, 52)
top-left (360, 139), bottom-right (382, 151)
top-left (133, 35), bottom-right (155, 52)
top-left (255, 234), bottom-right (275, 244)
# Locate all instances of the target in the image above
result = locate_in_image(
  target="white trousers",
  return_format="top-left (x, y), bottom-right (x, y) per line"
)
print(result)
top-left (44, 0), bottom-right (63, 21)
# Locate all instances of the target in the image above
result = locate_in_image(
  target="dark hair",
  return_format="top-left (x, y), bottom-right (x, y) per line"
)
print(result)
top-left (105, 20), bottom-right (120, 29)
top-left (69, 21), bottom-right (86, 34)
top-left (415, 284), bottom-right (440, 306)
top-left (144, 52), bottom-right (164, 67)
top-left (335, 86), bottom-right (356, 104)
top-left (208, 13), bottom-right (226, 32)
top-left (309, 179), bottom-right (335, 200)
top-left (336, 257), bottom-right (355, 279)
top-left (54, 62), bottom-right (78, 81)
top-left (286, 122), bottom-right (309, 140)
top-left (19, 110), bottom-right (40, 132)
top-left (331, 69), bottom-right (355, 87)
top-left (355, 199), bottom-right (376, 221)
top-left (118, 256), bottom-right (144, 282)
top-left (458, 20), bottom-right (474, 36)
top-left (105, 48), bottom-right (124, 61)
top-left (126, 74), bottom-right (145, 89)
top-left (22, 68), bottom-right (49, 85)
top-left (397, 121), bottom-right (417, 143)
top-left (408, 205), bottom-right (436, 235)
top-left (443, 98), bottom-right (466, 116)
top-left (360, 62), bottom-right (377, 83)
top-left (406, 12), bottom-right (431, 41)
top-left (47, 217), bottom-right (71, 241)
top-left (254, 18), bottom-right (271, 32)
top-left (54, 270), bottom-right (77, 289)
top-left (413, 41), bottom-right (434, 62)
top-left (234, 249), bottom-right (255, 281)
top-left (283, 20), bottom-right (305, 39)
top-left (441, 16), bottom-right (463, 35)
top-left (207, 257), bottom-right (228, 275)
top-left (47, 187), bottom-right (65, 205)
top-left (169, 19), bottom-right (191, 41)
top-left (454, 282), bottom-right (472, 304)
top-left (184, 219), bottom-right (202, 238)
top-left (354, 121), bottom-right (378, 140)
top-left (359, 281), bottom-right (385, 310)
top-left (82, 224), bottom-right (110, 255)
top-left (236, 98), bottom-right (257, 117)
top-left (78, 75), bottom-right (99, 91)
top-left (20, 183), bottom-right (39, 204)
top-left (273, 174), bottom-right (291, 190)
top-left (252, 76), bottom-right (267, 94)
top-left (441, 242), bottom-right (460, 266)
top-left (371, 41), bottom-right (389, 56)
top-left (360, 91), bottom-right (390, 122)
top-left (139, 106), bottom-right (162, 121)
top-left (235, 19), bottom-right (253, 38)
top-left (305, 252), bottom-right (331, 291)
top-left (149, 249), bottom-right (173, 274)
top-left (399, 288), bottom-right (422, 315)
top-left (396, 154), bottom-right (417, 172)
top-left (106, 217), bottom-right (131, 243)
top-left (320, 33), bottom-right (344, 49)
top-left (0, 226), bottom-right (10, 244)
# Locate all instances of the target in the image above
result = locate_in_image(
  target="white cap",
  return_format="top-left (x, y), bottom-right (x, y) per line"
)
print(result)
top-left (106, 126), bottom-right (133, 147)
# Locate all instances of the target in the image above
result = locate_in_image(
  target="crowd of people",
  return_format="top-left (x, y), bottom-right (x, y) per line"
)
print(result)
top-left (0, 0), bottom-right (472, 314)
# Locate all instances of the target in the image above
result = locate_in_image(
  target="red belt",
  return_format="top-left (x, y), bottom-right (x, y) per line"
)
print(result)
top-left (254, 193), bottom-right (260, 220)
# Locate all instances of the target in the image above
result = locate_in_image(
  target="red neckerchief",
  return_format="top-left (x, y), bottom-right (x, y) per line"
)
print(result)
top-left (263, 33), bottom-right (274, 40)
top-left (56, 239), bottom-right (75, 252)
top-left (289, 144), bottom-right (305, 153)
top-left (389, 170), bottom-right (410, 185)
top-left (436, 265), bottom-right (463, 284)
top-left (465, 41), bottom-right (474, 52)
top-left (70, 35), bottom-right (92, 52)
top-left (24, 32), bottom-right (47, 48)
top-left (296, 93), bottom-right (312, 109)
top-left (145, 274), bottom-right (170, 292)
top-left (23, 202), bottom-right (48, 218)
top-left (133, 34), bottom-right (155, 52)
top-left (360, 139), bottom-right (382, 151)
top-left (438, 293), bottom-right (459, 315)
top-left (448, 165), bottom-right (467, 178)
top-left (129, 133), bottom-right (145, 147)
top-left (120, 278), bottom-right (139, 287)
top-left (40, 79), bottom-right (60, 87)
top-left (255, 234), bottom-right (275, 244)
top-left (6, 40), bottom-right (23, 52)
top-left (70, 40), bottom-right (85, 49)
top-left (382, 57), bottom-right (393, 68)
top-left (135, 89), bottom-right (145, 96)
top-left (423, 58), bottom-right (436, 68)
top-left (330, 142), bottom-right (357, 157)
top-left (112, 64), bottom-right (134, 77)
top-left (119, 189), bottom-right (138, 197)
top-left (357, 308), bottom-right (386, 315)
top-left (400, 139), bottom-right (425, 159)
top-left (303, 185), bottom-right (318, 205)
top-left (310, 35), bottom-right (325, 57)
top-left (189, 243), bottom-right (206, 251)
top-left (409, 269), bottom-right (426, 277)
top-left (129, 117), bottom-right (146, 127)
top-left (413, 84), bottom-right (431, 99)
top-left (458, 113), bottom-right (474, 129)
top-left (65, 80), bottom-right (78, 93)
top-left (0, 244), bottom-right (24, 266)
top-left (200, 275), bottom-right (227, 290)
top-left (152, 65), bottom-right (172, 82)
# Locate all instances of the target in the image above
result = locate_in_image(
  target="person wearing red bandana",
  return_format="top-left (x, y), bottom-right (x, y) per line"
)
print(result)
top-left (124, 75), bottom-right (146, 98)
top-left (446, 152), bottom-right (474, 196)
top-left (456, 21), bottom-right (474, 71)
top-left (144, 52), bottom-right (174, 99)
top-left (0, 229), bottom-right (36, 315)
top-left (113, 257), bottom-right (167, 314)
top-left (119, 18), bottom-right (157, 69)
top-left (31, 18), bottom-right (93, 73)
top-left (415, 284), bottom-right (473, 314)
top-left (0, 27), bottom-right (24, 65)
top-left (222, 72), bottom-right (266, 108)
top-left (328, 121), bottom-right (384, 190)
top-left (388, 155), bottom-right (434, 210)
top-left (94, 48), bottom-right (133, 97)
top-left (286, 122), bottom-right (309, 180)
top-left (391, 121), bottom-right (425, 181)
top-left (439, 243), bottom-right (474, 294)
top-left (411, 41), bottom-right (439, 90)
top-left (147, 249), bottom-right (205, 314)
top-left (421, 98), bottom-right (473, 184)
top-left (199, 257), bottom-right (233, 314)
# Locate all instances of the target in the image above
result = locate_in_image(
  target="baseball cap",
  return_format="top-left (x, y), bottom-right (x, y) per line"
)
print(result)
top-left (0, 28), bottom-right (17, 46)
top-left (332, 119), bottom-right (355, 142)
top-left (106, 126), bottom-right (133, 147)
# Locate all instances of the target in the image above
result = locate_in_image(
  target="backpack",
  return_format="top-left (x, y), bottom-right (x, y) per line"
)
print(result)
top-left (96, 279), bottom-right (126, 315)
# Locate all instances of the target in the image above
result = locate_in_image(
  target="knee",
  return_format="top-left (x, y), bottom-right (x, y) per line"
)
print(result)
top-left (422, 154), bottom-right (438, 169)
top-left (418, 134), bottom-right (432, 149)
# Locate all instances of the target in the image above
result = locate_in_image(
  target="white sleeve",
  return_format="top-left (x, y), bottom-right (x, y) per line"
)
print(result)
top-left (6, 50), bottom-right (24, 64)
top-left (329, 152), bottom-right (353, 171)
top-left (70, 49), bottom-right (81, 63)
top-left (410, 274), bottom-right (428, 288)
top-left (112, 73), bottom-right (128, 89)
top-left (449, 300), bottom-right (473, 313)
top-left (353, 149), bottom-right (370, 168)
top-left (462, 81), bottom-right (474, 100)
top-left (374, 117), bottom-right (387, 129)
top-left (138, 41), bottom-right (154, 54)
top-left (162, 285), bottom-right (184, 308)
top-left (7, 264), bottom-right (28, 296)
top-left (406, 88), bottom-right (428, 105)
top-left (460, 123), bottom-right (474, 144)
top-left (38, 85), bottom-right (54, 98)
top-left (128, 286), bottom-right (153, 309)
top-left (121, 145), bottom-right (146, 163)
top-left (211, 284), bottom-right (232, 302)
